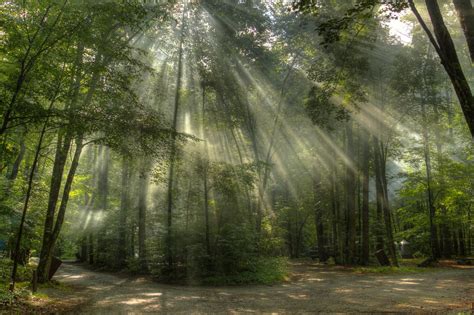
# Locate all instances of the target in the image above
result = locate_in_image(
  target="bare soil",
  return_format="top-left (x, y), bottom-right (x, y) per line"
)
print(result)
top-left (18, 261), bottom-right (474, 314)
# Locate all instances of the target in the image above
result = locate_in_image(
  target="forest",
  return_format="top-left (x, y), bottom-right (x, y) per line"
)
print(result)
top-left (0, 0), bottom-right (473, 313)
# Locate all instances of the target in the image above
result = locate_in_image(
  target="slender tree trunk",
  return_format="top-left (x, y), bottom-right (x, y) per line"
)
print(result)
top-left (345, 122), bottom-right (357, 264)
top-left (203, 163), bottom-right (211, 257)
top-left (467, 206), bottom-right (472, 255)
top-left (381, 163), bottom-right (398, 267)
top-left (96, 146), bottom-right (110, 265)
top-left (200, 87), bottom-right (211, 257)
top-left (459, 228), bottom-right (466, 256)
top-left (37, 130), bottom-right (72, 282)
top-left (313, 169), bottom-right (326, 262)
top-left (9, 115), bottom-right (51, 291)
top-left (420, 102), bottom-right (440, 260)
top-left (165, 8), bottom-right (186, 269)
top-left (88, 234), bottom-right (94, 264)
top-left (138, 163), bottom-right (149, 272)
top-left (38, 136), bottom-right (84, 282)
top-left (452, 226), bottom-right (459, 255)
top-left (117, 157), bottom-right (131, 268)
top-left (433, 111), bottom-right (451, 258)
top-left (373, 137), bottom-right (385, 253)
top-left (330, 164), bottom-right (340, 263)
top-left (361, 131), bottom-right (370, 265)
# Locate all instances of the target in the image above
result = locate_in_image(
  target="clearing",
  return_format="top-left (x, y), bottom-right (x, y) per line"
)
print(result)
top-left (26, 262), bottom-right (474, 313)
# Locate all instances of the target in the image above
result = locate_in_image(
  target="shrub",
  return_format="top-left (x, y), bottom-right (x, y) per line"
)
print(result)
top-left (202, 257), bottom-right (288, 285)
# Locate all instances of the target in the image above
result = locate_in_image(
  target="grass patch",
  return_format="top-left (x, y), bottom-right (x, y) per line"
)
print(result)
top-left (0, 258), bottom-right (36, 305)
top-left (0, 258), bottom-right (34, 283)
top-left (0, 282), bottom-right (30, 306)
top-left (202, 257), bottom-right (288, 285)
top-left (38, 280), bottom-right (73, 292)
top-left (353, 265), bottom-right (435, 274)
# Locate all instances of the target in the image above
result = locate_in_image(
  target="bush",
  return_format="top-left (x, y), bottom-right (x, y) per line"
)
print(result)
top-left (0, 259), bottom-right (33, 306)
top-left (0, 258), bottom-right (33, 283)
top-left (202, 257), bottom-right (288, 285)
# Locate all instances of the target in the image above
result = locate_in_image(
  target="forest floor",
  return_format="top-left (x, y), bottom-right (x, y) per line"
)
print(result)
top-left (8, 260), bottom-right (474, 314)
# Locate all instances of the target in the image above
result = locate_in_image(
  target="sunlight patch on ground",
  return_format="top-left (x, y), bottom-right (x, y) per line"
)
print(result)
top-left (143, 293), bottom-right (162, 297)
top-left (63, 274), bottom-right (85, 280)
top-left (287, 294), bottom-right (309, 300)
top-left (307, 278), bottom-right (324, 282)
top-left (121, 298), bottom-right (154, 305)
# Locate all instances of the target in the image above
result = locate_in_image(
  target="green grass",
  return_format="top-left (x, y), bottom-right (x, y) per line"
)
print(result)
top-left (202, 257), bottom-right (288, 285)
top-left (353, 265), bottom-right (436, 274)
top-left (0, 258), bottom-right (34, 283)
top-left (38, 280), bottom-right (73, 292)
top-left (0, 258), bottom-right (36, 305)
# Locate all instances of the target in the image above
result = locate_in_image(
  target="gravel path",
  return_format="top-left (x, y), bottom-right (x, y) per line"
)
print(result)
top-left (47, 262), bottom-right (474, 314)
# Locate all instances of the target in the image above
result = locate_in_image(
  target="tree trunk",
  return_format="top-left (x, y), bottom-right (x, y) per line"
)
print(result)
top-left (433, 106), bottom-right (452, 258)
top-left (409, 0), bottom-right (474, 137)
top-left (459, 228), bottom-right (466, 256)
top-left (345, 122), bottom-right (357, 264)
top-left (203, 162), bottom-right (211, 257)
top-left (313, 169), bottom-right (326, 262)
top-left (380, 142), bottom-right (399, 267)
top-left (420, 102), bottom-right (440, 259)
top-left (165, 8), bottom-right (186, 269)
top-left (380, 169), bottom-right (398, 267)
top-left (373, 138), bottom-right (385, 253)
top-left (138, 163), bottom-right (149, 272)
top-left (117, 157), bottom-right (131, 268)
top-left (453, 0), bottom-right (474, 62)
top-left (38, 136), bottom-right (83, 282)
top-left (37, 130), bottom-right (72, 282)
top-left (330, 164), bottom-right (340, 263)
top-left (96, 146), bottom-right (110, 265)
top-left (467, 207), bottom-right (472, 255)
top-left (361, 131), bottom-right (370, 265)
top-left (9, 116), bottom-right (50, 291)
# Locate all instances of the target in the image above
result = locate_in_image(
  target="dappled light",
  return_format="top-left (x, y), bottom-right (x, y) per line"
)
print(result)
top-left (1, 0), bottom-right (473, 313)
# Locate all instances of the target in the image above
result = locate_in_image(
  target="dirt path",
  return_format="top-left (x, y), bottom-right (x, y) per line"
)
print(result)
top-left (46, 262), bottom-right (474, 314)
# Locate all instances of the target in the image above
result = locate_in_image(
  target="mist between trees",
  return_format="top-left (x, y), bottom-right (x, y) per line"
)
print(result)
top-left (0, 0), bottom-right (473, 290)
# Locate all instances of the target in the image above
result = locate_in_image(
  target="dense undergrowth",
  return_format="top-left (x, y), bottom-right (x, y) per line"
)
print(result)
top-left (0, 258), bottom-right (33, 305)
top-left (200, 257), bottom-right (288, 285)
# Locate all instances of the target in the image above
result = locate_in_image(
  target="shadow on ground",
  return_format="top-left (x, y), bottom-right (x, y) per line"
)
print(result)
top-left (41, 261), bottom-right (474, 314)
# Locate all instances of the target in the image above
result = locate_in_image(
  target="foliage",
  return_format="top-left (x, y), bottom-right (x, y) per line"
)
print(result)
top-left (202, 257), bottom-right (288, 285)
top-left (0, 0), bottom-right (472, 299)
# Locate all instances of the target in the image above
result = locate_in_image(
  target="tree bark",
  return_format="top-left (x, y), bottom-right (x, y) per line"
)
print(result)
top-left (373, 137), bottom-right (385, 253)
top-left (117, 157), bottom-right (131, 268)
top-left (38, 136), bottom-right (84, 282)
top-left (453, 0), bottom-right (474, 62)
top-left (361, 131), bottom-right (370, 265)
top-left (330, 163), bottom-right (340, 263)
top-left (345, 122), bottom-right (357, 264)
top-left (37, 130), bottom-right (72, 282)
top-left (420, 102), bottom-right (440, 259)
top-left (9, 114), bottom-right (50, 291)
top-left (380, 141), bottom-right (399, 267)
top-left (138, 163), bottom-right (149, 272)
top-left (203, 162), bottom-right (211, 257)
top-left (165, 7), bottom-right (186, 269)
top-left (313, 169), bottom-right (327, 262)
top-left (95, 146), bottom-right (110, 265)
top-left (409, 0), bottom-right (474, 137)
